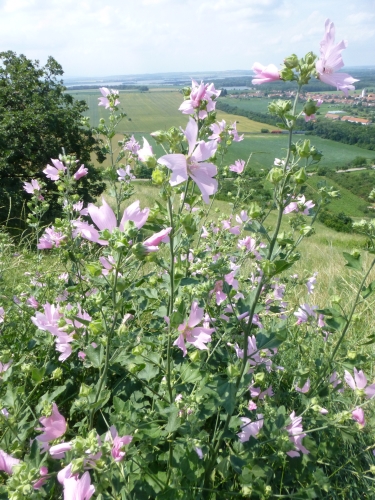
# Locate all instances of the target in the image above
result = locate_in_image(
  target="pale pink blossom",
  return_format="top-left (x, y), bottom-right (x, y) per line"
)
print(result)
top-left (0, 307), bottom-right (4, 323)
top-left (284, 195), bottom-right (314, 215)
top-left (76, 199), bottom-right (149, 245)
top-left (137, 137), bottom-right (154, 162)
top-left (173, 301), bottom-right (215, 357)
top-left (43, 159), bottom-right (66, 181)
top-left (194, 447), bottom-right (204, 459)
top-left (344, 368), bottom-right (375, 399)
top-left (105, 425), bottom-right (132, 462)
top-left (233, 335), bottom-right (275, 372)
top-left (295, 379), bottom-right (310, 393)
top-left (63, 471), bottom-right (95, 500)
top-left (316, 19), bottom-right (359, 96)
top-left (249, 384), bottom-right (274, 400)
top-left (36, 403), bottom-right (67, 449)
top-left (24, 179), bottom-right (41, 193)
top-left (352, 407), bottom-right (365, 427)
top-left (286, 411), bottom-right (309, 457)
top-left (72, 201), bottom-right (88, 216)
top-left (74, 165), bottom-right (88, 180)
top-left (0, 449), bottom-right (20, 474)
top-left (179, 80), bottom-right (221, 119)
top-left (306, 273), bottom-right (317, 294)
top-left (33, 466), bottom-right (49, 490)
top-left (0, 360), bottom-right (12, 374)
top-left (238, 236), bottom-right (262, 259)
top-left (209, 120), bottom-right (226, 141)
top-left (237, 414), bottom-right (264, 442)
top-left (229, 159), bottom-right (245, 174)
top-left (229, 121), bottom-right (244, 142)
top-left (158, 117), bottom-right (218, 204)
top-left (210, 280), bottom-right (227, 305)
top-left (252, 63), bottom-right (280, 85)
top-left (98, 87), bottom-right (120, 109)
top-left (117, 165), bottom-right (135, 181)
top-left (124, 135), bottom-right (140, 154)
top-left (38, 227), bottom-right (66, 250)
top-left (143, 227), bottom-right (172, 253)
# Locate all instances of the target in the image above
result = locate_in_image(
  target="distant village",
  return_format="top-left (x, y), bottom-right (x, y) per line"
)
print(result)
top-left (228, 88), bottom-right (375, 125)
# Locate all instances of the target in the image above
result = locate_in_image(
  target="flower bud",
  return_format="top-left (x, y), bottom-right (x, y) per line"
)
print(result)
top-left (52, 367), bottom-right (63, 380)
top-left (303, 99), bottom-right (319, 117)
top-left (294, 167), bottom-right (307, 184)
top-left (267, 167), bottom-right (284, 184)
top-left (283, 54), bottom-right (299, 69)
top-left (248, 202), bottom-right (262, 219)
top-left (132, 242), bottom-right (148, 260)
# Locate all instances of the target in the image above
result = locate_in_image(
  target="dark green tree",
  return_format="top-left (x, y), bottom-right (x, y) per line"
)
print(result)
top-left (0, 51), bottom-right (105, 227)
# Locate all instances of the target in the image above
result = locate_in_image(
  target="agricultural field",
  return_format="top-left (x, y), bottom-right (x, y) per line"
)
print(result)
top-left (222, 134), bottom-right (375, 171)
top-left (69, 89), bottom-right (279, 134)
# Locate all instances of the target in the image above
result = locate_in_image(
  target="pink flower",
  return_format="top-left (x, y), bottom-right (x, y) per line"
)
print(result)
top-left (306, 273), bottom-right (317, 294)
top-left (173, 301), bottom-right (215, 357)
top-left (23, 179), bottom-right (41, 194)
top-left (233, 335), bottom-right (275, 372)
top-left (237, 414), bottom-right (264, 442)
top-left (179, 80), bottom-right (221, 119)
top-left (209, 119), bottom-right (226, 142)
top-left (0, 361), bottom-right (12, 374)
top-left (75, 199), bottom-right (149, 245)
top-left (238, 236), bottom-right (262, 259)
top-left (344, 368), bottom-right (375, 399)
top-left (352, 407), bottom-right (365, 427)
top-left (74, 165), bottom-right (88, 180)
top-left (194, 447), bottom-right (204, 459)
top-left (43, 159), bottom-right (66, 181)
top-left (143, 227), bottom-right (172, 253)
top-left (117, 165), bottom-right (135, 182)
top-left (37, 227), bottom-right (66, 250)
top-left (63, 471), bottom-right (95, 500)
top-left (98, 87), bottom-right (120, 109)
top-left (229, 121), bottom-right (244, 142)
top-left (249, 384), bottom-right (274, 400)
top-left (229, 159), bottom-right (245, 174)
top-left (72, 201), bottom-right (88, 216)
top-left (252, 63), bottom-right (280, 85)
top-left (295, 379), bottom-right (310, 394)
top-left (284, 195), bottom-right (314, 215)
top-left (286, 411), bottom-right (309, 457)
top-left (316, 19), bottom-right (359, 96)
top-left (210, 280), bottom-right (227, 305)
top-left (36, 403), bottom-right (67, 449)
top-left (124, 135), bottom-right (140, 154)
top-left (158, 117), bottom-right (218, 204)
top-left (0, 449), bottom-right (20, 474)
top-left (105, 425), bottom-right (132, 462)
top-left (137, 138), bottom-right (154, 162)
top-left (33, 466), bottom-right (49, 490)
top-left (0, 306), bottom-right (4, 323)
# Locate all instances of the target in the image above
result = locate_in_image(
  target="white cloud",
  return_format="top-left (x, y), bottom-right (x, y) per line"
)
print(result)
top-left (0, 0), bottom-right (372, 76)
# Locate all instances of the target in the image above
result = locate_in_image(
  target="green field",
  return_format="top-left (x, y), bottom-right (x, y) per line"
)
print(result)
top-left (222, 134), bottom-right (375, 171)
top-left (69, 90), bottom-right (278, 134)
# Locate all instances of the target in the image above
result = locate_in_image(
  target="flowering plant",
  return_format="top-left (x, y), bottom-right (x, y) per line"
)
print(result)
top-left (0, 18), bottom-right (374, 500)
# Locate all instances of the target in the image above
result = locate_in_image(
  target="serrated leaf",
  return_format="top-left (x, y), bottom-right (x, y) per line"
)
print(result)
top-left (31, 366), bottom-right (45, 383)
top-left (138, 363), bottom-right (159, 382)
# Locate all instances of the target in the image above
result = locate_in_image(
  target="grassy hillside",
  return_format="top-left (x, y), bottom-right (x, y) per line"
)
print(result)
top-left (69, 90), bottom-right (278, 134)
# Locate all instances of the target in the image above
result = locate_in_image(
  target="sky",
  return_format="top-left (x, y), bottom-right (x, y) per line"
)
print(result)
top-left (0, 0), bottom-right (374, 78)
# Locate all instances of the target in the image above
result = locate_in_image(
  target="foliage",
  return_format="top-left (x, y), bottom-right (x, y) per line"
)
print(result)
top-left (318, 209), bottom-right (353, 233)
top-left (0, 51), bottom-right (105, 228)
top-left (2, 32), bottom-right (375, 500)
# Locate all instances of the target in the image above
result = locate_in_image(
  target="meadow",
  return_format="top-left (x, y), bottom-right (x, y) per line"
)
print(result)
top-left (70, 89), bottom-right (279, 134)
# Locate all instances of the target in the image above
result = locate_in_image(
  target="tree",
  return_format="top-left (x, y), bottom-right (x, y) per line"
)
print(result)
top-left (0, 51), bottom-right (105, 227)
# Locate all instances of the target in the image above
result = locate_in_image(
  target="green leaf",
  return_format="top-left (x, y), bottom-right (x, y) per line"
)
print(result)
top-left (86, 344), bottom-right (104, 368)
top-left (165, 408), bottom-right (180, 433)
top-left (275, 406), bottom-right (286, 429)
top-left (217, 380), bottom-right (237, 414)
top-left (31, 366), bottom-right (45, 383)
top-left (179, 364), bottom-right (202, 384)
top-left (361, 280), bottom-right (375, 299)
top-left (343, 252), bottom-right (362, 271)
top-left (230, 455), bottom-right (246, 474)
top-left (138, 363), bottom-right (159, 382)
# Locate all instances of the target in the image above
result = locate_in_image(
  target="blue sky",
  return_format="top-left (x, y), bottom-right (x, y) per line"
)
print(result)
top-left (0, 0), bottom-right (373, 77)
